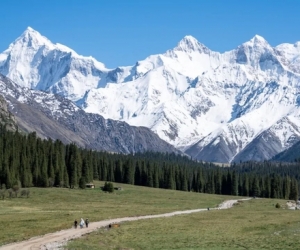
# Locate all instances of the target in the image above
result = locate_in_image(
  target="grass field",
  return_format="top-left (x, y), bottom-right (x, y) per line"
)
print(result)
top-left (67, 198), bottom-right (300, 250)
top-left (0, 181), bottom-right (237, 246)
top-left (1, 182), bottom-right (298, 249)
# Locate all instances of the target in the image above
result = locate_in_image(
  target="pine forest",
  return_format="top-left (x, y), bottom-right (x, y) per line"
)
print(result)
top-left (0, 125), bottom-right (299, 200)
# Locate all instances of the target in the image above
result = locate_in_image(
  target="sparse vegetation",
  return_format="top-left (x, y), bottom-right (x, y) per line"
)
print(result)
top-left (0, 187), bottom-right (30, 200)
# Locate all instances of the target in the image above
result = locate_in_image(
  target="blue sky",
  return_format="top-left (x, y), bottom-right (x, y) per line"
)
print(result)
top-left (1, 0), bottom-right (300, 68)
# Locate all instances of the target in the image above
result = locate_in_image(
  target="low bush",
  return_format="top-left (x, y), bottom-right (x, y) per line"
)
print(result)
top-left (103, 182), bottom-right (114, 193)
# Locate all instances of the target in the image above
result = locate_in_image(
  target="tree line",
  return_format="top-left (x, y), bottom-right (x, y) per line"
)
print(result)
top-left (0, 125), bottom-right (299, 200)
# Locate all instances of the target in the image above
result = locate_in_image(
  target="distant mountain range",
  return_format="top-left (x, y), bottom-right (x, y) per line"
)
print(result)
top-left (1, 27), bottom-right (300, 162)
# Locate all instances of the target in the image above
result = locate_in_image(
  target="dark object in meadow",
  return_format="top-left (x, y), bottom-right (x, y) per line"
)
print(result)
top-left (102, 182), bottom-right (114, 193)
top-left (85, 183), bottom-right (95, 188)
top-left (275, 203), bottom-right (281, 208)
top-left (109, 223), bottom-right (120, 228)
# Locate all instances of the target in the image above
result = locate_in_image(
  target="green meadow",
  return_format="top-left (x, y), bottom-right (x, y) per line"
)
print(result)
top-left (0, 181), bottom-right (234, 246)
top-left (0, 182), bottom-right (299, 249)
top-left (67, 198), bottom-right (300, 250)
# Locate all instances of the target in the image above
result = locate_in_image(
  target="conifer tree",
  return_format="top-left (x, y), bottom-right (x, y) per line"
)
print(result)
top-left (283, 176), bottom-right (291, 199)
top-left (252, 176), bottom-right (260, 197)
top-left (215, 169), bottom-right (222, 194)
top-left (146, 162), bottom-right (153, 187)
top-left (114, 159), bottom-right (123, 183)
top-left (289, 178), bottom-right (299, 201)
top-left (40, 156), bottom-right (49, 187)
top-left (124, 159), bottom-right (134, 185)
top-left (231, 171), bottom-right (238, 196)
top-left (153, 165), bottom-right (159, 188)
top-left (181, 169), bottom-right (188, 191)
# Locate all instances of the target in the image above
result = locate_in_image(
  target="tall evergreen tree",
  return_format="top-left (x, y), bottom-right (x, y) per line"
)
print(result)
top-left (231, 171), bottom-right (238, 196)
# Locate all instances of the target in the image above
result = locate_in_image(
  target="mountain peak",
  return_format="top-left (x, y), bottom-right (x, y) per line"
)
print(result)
top-left (13, 27), bottom-right (78, 56)
top-left (175, 35), bottom-right (209, 53)
top-left (22, 26), bottom-right (43, 38)
top-left (182, 35), bottom-right (199, 43)
top-left (25, 26), bottom-right (35, 32)
top-left (16, 26), bottom-right (51, 48)
top-left (247, 34), bottom-right (269, 46)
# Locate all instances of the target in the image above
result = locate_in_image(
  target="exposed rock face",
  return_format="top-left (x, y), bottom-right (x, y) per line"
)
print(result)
top-left (0, 94), bottom-right (17, 131)
top-left (0, 74), bottom-right (180, 154)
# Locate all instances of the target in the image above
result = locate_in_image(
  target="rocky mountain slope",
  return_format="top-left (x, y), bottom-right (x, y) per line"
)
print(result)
top-left (272, 140), bottom-right (300, 162)
top-left (0, 74), bottom-right (179, 154)
top-left (1, 27), bottom-right (300, 162)
top-left (0, 94), bottom-right (17, 131)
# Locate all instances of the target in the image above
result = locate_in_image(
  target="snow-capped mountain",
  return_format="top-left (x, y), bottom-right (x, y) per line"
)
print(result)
top-left (1, 27), bottom-right (300, 162)
top-left (0, 74), bottom-right (179, 154)
top-left (0, 27), bottom-right (108, 101)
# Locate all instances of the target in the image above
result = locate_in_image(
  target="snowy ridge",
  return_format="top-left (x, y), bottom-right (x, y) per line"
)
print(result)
top-left (1, 28), bottom-right (300, 162)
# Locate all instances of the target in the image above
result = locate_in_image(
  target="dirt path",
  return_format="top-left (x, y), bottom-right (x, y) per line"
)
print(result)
top-left (0, 198), bottom-right (250, 250)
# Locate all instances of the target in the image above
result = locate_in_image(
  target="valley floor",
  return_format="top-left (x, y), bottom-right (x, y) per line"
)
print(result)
top-left (0, 199), bottom-right (247, 250)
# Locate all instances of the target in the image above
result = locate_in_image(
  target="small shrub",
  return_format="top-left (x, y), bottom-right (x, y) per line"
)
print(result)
top-left (0, 189), bottom-right (6, 200)
top-left (79, 177), bottom-right (86, 189)
top-left (8, 189), bottom-right (13, 198)
top-left (21, 189), bottom-right (30, 198)
top-left (1, 184), bottom-right (6, 190)
top-left (103, 182), bottom-right (114, 193)
top-left (275, 203), bottom-right (281, 208)
top-left (12, 185), bottom-right (20, 192)
top-left (21, 189), bottom-right (26, 197)
top-left (48, 178), bottom-right (55, 187)
top-left (13, 185), bottom-right (20, 198)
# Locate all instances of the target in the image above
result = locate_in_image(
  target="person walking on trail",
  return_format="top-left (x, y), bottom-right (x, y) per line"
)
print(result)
top-left (80, 218), bottom-right (85, 229)
top-left (85, 218), bottom-right (89, 228)
top-left (74, 219), bottom-right (78, 229)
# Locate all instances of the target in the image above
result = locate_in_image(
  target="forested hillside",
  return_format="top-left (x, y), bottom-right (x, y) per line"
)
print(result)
top-left (0, 125), bottom-right (299, 200)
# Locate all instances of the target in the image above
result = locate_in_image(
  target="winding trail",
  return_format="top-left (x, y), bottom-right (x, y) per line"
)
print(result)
top-left (0, 198), bottom-right (250, 250)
